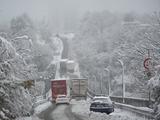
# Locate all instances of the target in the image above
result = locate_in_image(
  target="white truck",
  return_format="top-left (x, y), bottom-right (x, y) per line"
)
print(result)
top-left (70, 78), bottom-right (88, 100)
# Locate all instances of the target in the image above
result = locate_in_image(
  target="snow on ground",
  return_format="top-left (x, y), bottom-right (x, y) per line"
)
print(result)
top-left (34, 101), bottom-right (52, 114)
top-left (50, 104), bottom-right (70, 120)
top-left (115, 102), bottom-right (153, 113)
top-left (71, 99), bottom-right (90, 117)
top-left (16, 101), bottom-right (52, 120)
top-left (15, 35), bottom-right (29, 39)
top-left (71, 99), bottom-right (148, 120)
top-left (16, 115), bottom-right (41, 120)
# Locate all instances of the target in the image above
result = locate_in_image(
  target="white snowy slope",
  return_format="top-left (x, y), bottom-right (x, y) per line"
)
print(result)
top-left (71, 99), bottom-right (148, 120)
top-left (16, 101), bottom-right (52, 120)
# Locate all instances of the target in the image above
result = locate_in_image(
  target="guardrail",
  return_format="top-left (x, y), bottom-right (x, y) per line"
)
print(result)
top-left (110, 96), bottom-right (154, 108)
top-left (116, 102), bottom-right (155, 119)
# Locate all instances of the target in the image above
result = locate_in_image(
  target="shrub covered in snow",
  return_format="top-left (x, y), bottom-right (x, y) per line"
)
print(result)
top-left (148, 66), bottom-right (160, 119)
top-left (0, 82), bottom-right (33, 119)
top-left (0, 30), bottom-right (37, 119)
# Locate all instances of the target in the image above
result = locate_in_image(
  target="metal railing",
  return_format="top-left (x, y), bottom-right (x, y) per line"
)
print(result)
top-left (110, 96), bottom-right (154, 108)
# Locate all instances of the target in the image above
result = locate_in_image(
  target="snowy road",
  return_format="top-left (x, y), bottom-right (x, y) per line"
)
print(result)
top-left (39, 104), bottom-right (83, 120)
top-left (50, 105), bottom-right (71, 120)
top-left (50, 105), bottom-right (69, 120)
top-left (50, 104), bottom-right (83, 120)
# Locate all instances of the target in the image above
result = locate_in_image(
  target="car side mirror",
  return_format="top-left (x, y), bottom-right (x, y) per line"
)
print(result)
top-left (112, 101), bottom-right (115, 105)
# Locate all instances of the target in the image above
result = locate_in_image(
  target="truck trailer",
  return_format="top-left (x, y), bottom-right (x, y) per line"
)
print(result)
top-left (70, 78), bottom-right (88, 100)
top-left (51, 79), bottom-right (70, 102)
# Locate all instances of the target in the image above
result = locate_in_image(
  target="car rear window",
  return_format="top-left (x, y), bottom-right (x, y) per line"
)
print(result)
top-left (57, 95), bottom-right (66, 98)
top-left (93, 97), bottom-right (112, 103)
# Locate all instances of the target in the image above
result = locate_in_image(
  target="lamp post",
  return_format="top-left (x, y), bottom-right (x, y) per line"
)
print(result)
top-left (118, 59), bottom-right (125, 103)
top-left (93, 75), bottom-right (96, 93)
top-left (104, 67), bottom-right (110, 96)
top-left (100, 73), bottom-right (102, 94)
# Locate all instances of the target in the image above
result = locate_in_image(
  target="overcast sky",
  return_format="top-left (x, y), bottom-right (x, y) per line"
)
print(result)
top-left (0, 0), bottom-right (160, 22)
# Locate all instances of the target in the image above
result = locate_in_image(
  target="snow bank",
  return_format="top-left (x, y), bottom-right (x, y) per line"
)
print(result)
top-left (148, 76), bottom-right (160, 88)
top-left (58, 33), bottom-right (75, 40)
top-left (15, 35), bottom-right (29, 39)
top-left (16, 115), bottom-right (41, 120)
top-left (0, 82), bottom-right (33, 119)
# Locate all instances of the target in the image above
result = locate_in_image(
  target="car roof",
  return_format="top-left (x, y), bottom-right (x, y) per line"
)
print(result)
top-left (57, 94), bottom-right (66, 97)
top-left (93, 96), bottom-right (110, 99)
top-left (92, 96), bottom-right (112, 104)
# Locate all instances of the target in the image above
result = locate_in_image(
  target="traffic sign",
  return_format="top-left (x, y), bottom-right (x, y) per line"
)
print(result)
top-left (143, 58), bottom-right (151, 70)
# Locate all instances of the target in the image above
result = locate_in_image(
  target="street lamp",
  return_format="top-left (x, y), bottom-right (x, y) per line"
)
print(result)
top-left (93, 75), bottom-right (96, 93)
top-left (118, 59), bottom-right (125, 103)
top-left (104, 67), bottom-right (111, 96)
top-left (100, 73), bottom-right (103, 94)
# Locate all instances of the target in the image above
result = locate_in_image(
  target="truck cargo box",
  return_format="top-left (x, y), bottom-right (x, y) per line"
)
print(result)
top-left (51, 79), bottom-right (67, 101)
top-left (70, 78), bottom-right (88, 99)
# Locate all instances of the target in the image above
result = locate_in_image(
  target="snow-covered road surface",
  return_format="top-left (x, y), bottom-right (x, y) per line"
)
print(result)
top-left (50, 105), bottom-right (70, 120)
top-left (39, 104), bottom-right (83, 120)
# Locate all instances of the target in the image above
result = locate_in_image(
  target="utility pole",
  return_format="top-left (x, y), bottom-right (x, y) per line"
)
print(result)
top-left (104, 68), bottom-right (110, 96)
top-left (93, 75), bottom-right (96, 93)
top-left (143, 48), bottom-right (153, 107)
top-left (100, 73), bottom-right (102, 94)
top-left (147, 49), bottom-right (152, 107)
top-left (118, 59), bottom-right (125, 103)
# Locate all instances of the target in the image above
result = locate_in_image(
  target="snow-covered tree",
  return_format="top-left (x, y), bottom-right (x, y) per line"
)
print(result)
top-left (0, 13), bottom-right (57, 119)
top-left (71, 11), bottom-right (160, 101)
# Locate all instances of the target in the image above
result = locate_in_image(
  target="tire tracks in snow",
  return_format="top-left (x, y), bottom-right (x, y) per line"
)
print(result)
top-left (65, 104), bottom-right (85, 120)
top-left (37, 103), bottom-right (86, 120)
top-left (37, 103), bottom-right (56, 120)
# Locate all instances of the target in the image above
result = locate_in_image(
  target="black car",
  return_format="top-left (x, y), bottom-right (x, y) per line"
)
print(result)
top-left (90, 96), bottom-right (114, 114)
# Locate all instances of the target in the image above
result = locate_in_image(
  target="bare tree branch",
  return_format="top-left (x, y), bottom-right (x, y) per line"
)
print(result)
top-left (0, 49), bottom-right (7, 56)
